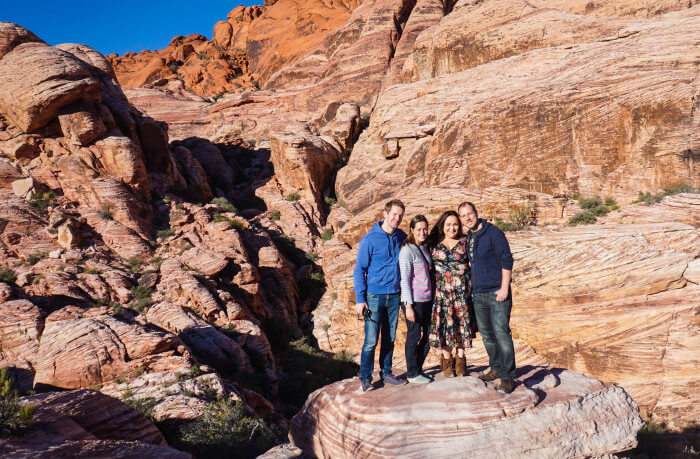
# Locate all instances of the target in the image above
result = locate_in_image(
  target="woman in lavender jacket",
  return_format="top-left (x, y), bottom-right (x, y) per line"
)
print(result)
top-left (398, 215), bottom-right (433, 384)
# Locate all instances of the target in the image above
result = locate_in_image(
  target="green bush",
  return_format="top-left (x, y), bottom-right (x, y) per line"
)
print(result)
top-left (229, 219), bottom-right (246, 233)
top-left (663, 183), bottom-right (693, 196)
top-left (637, 191), bottom-right (663, 205)
top-left (604, 196), bottom-right (616, 207)
top-left (211, 197), bottom-right (237, 213)
top-left (305, 251), bottom-right (318, 262)
top-left (26, 251), bottom-right (48, 266)
top-left (156, 229), bottom-right (173, 239)
top-left (29, 191), bottom-right (56, 211)
top-left (568, 211), bottom-right (596, 225)
top-left (0, 269), bottom-right (17, 285)
top-left (0, 368), bottom-right (35, 436)
top-left (269, 210), bottom-right (281, 221)
top-left (122, 396), bottom-right (158, 421)
top-left (175, 399), bottom-right (286, 459)
top-left (579, 196), bottom-right (603, 210)
top-left (588, 204), bottom-right (610, 216)
top-left (320, 228), bottom-right (333, 241)
top-left (324, 196), bottom-right (337, 207)
top-left (494, 217), bottom-right (516, 232)
top-left (285, 192), bottom-right (300, 202)
top-left (98, 204), bottom-right (113, 220)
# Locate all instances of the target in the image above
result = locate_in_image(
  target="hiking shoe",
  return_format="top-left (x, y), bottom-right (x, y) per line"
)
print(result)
top-left (407, 374), bottom-right (431, 384)
top-left (497, 379), bottom-right (517, 394)
top-left (382, 373), bottom-right (407, 386)
top-left (478, 370), bottom-right (499, 382)
top-left (360, 379), bottom-right (373, 393)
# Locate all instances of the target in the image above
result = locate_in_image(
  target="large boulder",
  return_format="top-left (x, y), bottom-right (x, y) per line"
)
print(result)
top-left (0, 42), bottom-right (101, 132)
top-left (290, 367), bottom-right (643, 457)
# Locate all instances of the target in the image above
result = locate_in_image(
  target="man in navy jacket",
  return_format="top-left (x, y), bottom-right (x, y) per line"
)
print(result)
top-left (353, 199), bottom-right (407, 392)
top-left (459, 201), bottom-right (517, 394)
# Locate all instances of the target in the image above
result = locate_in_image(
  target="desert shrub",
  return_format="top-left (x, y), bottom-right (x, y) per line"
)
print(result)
top-left (324, 196), bottom-right (336, 207)
top-left (285, 192), bottom-right (300, 202)
top-left (126, 257), bottom-right (143, 272)
top-left (305, 251), bottom-right (318, 262)
top-left (320, 228), bottom-right (333, 241)
top-left (568, 211), bottom-right (596, 225)
top-left (588, 204), bottom-right (610, 216)
top-left (228, 219), bottom-right (246, 233)
top-left (211, 197), bottom-right (237, 213)
top-left (26, 251), bottom-right (48, 266)
top-left (175, 399), bottom-right (286, 459)
top-left (175, 203), bottom-right (185, 210)
top-left (0, 368), bottom-right (35, 436)
top-left (663, 183), bottom-right (693, 196)
top-left (122, 396), bottom-right (158, 421)
top-left (189, 365), bottom-right (201, 376)
top-left (0, 269), bottom-right (17, 285)
top-left (269, 210), bottom-right (281, 221)
top-left (579, 196), bottom-right (603, 210)
top-left (98, 204), bottom-right (113, 220)
top-left (29, 191), bottom-right (56, 211)
top-left (129, 285), bottom-right (153, 312)
top-left (156, 229), bottom-right (173, 239)
top-left (604, 196), bottom-right (616, 207)
top-left (494, 217), bottom-right (516, 232)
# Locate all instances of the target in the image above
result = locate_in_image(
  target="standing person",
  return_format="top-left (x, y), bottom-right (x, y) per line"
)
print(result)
top-left (428, 211), bottom-right (472, 378)
top-left (458, 202), bottom-right (516, 394)
top-left (399, 215), bottom-right (433, 384)
top-left (353, 199), bottom-right (408, 392)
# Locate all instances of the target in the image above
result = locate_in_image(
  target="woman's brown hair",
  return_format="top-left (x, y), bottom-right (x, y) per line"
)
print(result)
top-left (428, 210), bottom-right (463, 247)
top-left (401, 215), bottom-right (429, 247)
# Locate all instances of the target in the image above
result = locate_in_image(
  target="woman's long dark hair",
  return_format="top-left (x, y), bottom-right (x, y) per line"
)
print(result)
top-left (401, 215), bottom-right (429, 247)
top-left (428, 210), bottom-right (463, 247)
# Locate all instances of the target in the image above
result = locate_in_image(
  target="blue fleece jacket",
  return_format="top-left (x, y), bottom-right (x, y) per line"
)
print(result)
top-left (467, 219), bottom-right (514, 293)
top-left (353, 221), bottom-right (407, 303)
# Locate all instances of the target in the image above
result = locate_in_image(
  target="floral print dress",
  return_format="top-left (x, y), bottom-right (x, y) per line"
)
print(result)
top-left (429, 238), bottom-right (472, 349)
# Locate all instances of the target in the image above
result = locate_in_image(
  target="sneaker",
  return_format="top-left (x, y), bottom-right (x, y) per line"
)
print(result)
top-left (382, 373), bottom-right (407, 386)
top-left (360, 379), bottom-right (373, 393)
top-left (478, 370), bottom-right (499, 382)
top-left (407, 374), bottom-right (431, 384)
top-left (497, 379), bottom-right (516, 394)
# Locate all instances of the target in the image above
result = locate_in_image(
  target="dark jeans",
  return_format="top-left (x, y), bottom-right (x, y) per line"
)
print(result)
top-left (402, 300), bottom-right (432, 378)
top-left (360, 293), bottom-right (400, 382)
top-left (473, 291), bottom-right (516, 380)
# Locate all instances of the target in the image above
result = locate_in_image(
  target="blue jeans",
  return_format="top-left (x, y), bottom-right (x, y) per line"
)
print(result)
top-left (473, 291), bottom-right (516, 380)
top-left (359, 293), bottom-right (400, 382)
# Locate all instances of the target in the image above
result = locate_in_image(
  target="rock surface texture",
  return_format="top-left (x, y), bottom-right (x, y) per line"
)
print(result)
top-left (0, 390), bottom-right (190, 457)
top-left (290, 367), bottom-right (644, 458)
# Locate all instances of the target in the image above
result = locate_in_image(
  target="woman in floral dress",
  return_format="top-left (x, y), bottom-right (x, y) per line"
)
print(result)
top-left (428, 210), bottom-right (472, 377)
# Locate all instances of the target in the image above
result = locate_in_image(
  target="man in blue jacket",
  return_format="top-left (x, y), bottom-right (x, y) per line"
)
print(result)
top-left (353, 199), bottom-right (407, 392)
top-left (459, 201), bottom-right (517, 394)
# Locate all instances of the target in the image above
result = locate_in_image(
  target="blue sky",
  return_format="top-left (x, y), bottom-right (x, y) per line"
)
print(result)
top-left (2, 0), bottom-right (258, 56)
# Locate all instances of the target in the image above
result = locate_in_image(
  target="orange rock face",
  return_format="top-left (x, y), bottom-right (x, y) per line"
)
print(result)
top-left (107, 0), bottom-right (362, 96)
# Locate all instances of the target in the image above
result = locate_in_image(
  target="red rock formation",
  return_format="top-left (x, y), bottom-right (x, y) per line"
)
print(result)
top-left (290, 367), bottom-right (643, 457)
top-left (0, 390), bottom-right (190, 457)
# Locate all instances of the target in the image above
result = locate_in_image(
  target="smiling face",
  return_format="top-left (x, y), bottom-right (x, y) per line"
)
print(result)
top-left (459, 204), bottom-right (479, 231)
top-left (443, 215), bottom-right (461, 240)
top-left (383, 205), bottom-right (405, 232)
top-left (411, 221), bottom-right (428, 244)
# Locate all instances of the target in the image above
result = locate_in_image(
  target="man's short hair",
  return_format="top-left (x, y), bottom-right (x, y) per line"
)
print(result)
top-left (384, 199), bottom-right (405, 212)
top-left (458, 201), bottom-right (478, 216)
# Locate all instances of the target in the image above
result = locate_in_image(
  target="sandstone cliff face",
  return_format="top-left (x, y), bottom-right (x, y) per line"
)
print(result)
top-left (335, 8), bottom-right (699, 242)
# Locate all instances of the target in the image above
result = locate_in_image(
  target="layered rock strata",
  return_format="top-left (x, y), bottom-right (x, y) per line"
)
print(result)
top-left (290, 367), bottom-right (644, 457)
